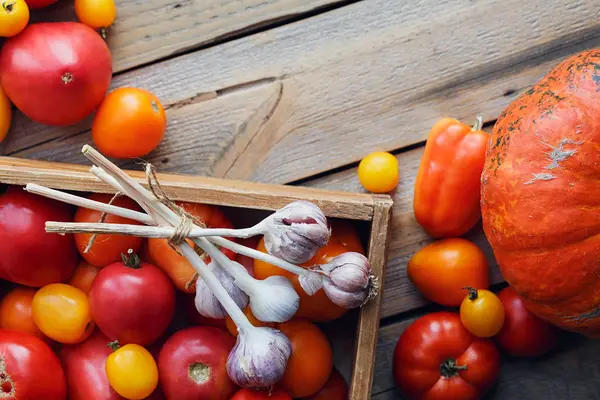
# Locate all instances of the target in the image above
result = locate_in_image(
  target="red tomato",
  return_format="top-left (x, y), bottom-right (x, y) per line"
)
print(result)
top-left (495, 287), bottom-right (560, 358)
top-left (0, 22), bottom-right (112, 126)
top-left (74, 194), bottom-right (145, 267)
top-left (158, 326), bottom-right (237, 400)
top-left (24, 0), bottom-right (57, 8)
top-left (0, 329), bottom-right (67, 400)
top-left (231, 388), bottom-right (292, 399)
top-left (393, 312), bottom-right (500, 400)
top-left (0, 286), bottom-right (50, 343)
top-left (89, 255), bottom-right (176, 346)
top-left (0, 188), bottom-right (78, 287)
top-left (302, 368), bottom-right (348, 400)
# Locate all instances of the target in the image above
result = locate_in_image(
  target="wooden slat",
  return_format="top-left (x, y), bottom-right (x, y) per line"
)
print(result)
top-left (304, 144), bottom-right (505, 317)
top-left (6, 0), bottom-right (600, 183)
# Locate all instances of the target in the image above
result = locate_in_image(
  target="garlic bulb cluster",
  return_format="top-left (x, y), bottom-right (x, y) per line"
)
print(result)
top-left (195, 260), bottom-right (249, 319)
top-left (240, 275), bottom-right (300, 323)
top-left (226, 326), bottom-right (292, 388)
top-left (320, 252), bottom-right (378, 309)
top-left (261, 201), bottom-right (331, 264)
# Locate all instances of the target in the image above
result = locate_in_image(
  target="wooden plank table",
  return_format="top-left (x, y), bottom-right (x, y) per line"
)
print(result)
top-left (4, 0), bottom-right (600, 398)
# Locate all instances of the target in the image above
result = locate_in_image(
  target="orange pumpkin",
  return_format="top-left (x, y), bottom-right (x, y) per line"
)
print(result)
top-left (481, 49), bottom-right (600, 337)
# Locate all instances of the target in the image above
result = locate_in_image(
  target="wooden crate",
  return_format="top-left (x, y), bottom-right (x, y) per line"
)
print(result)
top-left (0, 156), bottom-right (394, 400)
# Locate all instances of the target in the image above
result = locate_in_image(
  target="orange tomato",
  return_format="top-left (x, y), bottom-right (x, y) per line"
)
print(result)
top-left (147, 202), bottom-right (236, 293)
top-left (225, 306), bottom-right (276, 337)
top-left (0, 83), bottom-right (12, 143)
top-left (407, 238), bottom-right (490, 307)
top-left (75, 0), bottom-right (116, 30)
top-left (74, 194), bottom-right (145, 267)
top-left (357, 151), bottom-right (399, 193)
top-left (0, 287), bottom-right (49, 342)
top-left (68, 261), bottom-right (102, 295)
top-left (32, 283), bottom-right (95, 344)
top-left (92, 87), bottom-right (167, 159)
top-left (302, 368), bottom-right (348, 400)
top-left (327, 219), bottom-right (365, 254)
top-left (278, 320), bottom-right (333, 398)
top-left (460, 288), bottom-right (505, 338)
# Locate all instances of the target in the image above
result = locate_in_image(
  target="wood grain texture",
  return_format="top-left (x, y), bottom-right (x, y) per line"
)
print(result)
top-left (6, 0), bottom-right (600, 184)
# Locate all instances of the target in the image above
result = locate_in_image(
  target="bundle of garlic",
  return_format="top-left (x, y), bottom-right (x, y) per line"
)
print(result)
top-left (31, 144), bottom-right (379, 389)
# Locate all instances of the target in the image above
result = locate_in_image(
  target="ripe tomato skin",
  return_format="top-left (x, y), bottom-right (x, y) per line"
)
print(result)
top-left (231, 388), bottom-right (292, 399)
top-left (0, 22), bottom-right (112, 126)
top-left (75, 0), bottom-right (116, 29)
top-left (0, 83), bottom-right (11, 143)
top-left (158, 326), bottom-right (237, 400)
top-left (0, 0), bottom-right (29, 38)
top-left (0, 286), bottom-right (50, 342)
top-left (92, 87), bottom-right (166, 159)
top-left (460, 288), bottom-right (505, 338)
top-left (74, 194), bottom-right (145, 267)
top-left (327, 219), bottom-right (365, 254)
top-left (24, 0), bottom-right (56, 8)
top-left (393, 311), bottom-right (500, 400)
top-left (278, 320), bottom-right (333, 398)
top-left (0, 188), bottom-right (78, 287)
top-left (357, 151), bottom-right (399, 193)
top-left (32, 283), bottom-right (95, 344)
top-left (89, 257), bottom-right (176, 346)
top-left (106, 343), bottom-right (159, 400)
top-left (68, 261), bottom-right (102, 295)
top-left (407, 238), bottom-right (490, 307)
top-left (301, 368), bottom-right (348, 400)
top-left (495, 286), bottom-right (560, 358)
top-left (0, 329), bottom-right (67, 400)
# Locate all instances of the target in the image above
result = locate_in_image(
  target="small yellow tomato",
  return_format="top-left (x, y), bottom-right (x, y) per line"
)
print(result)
top-left (32, 283), bottom-right (95, 344)
top-left (0, 0), bottom-right (29, 38)
top-left (357, 151), bottom-right (399, 193)
top-left (0, 84), bottom-right (11, 143)
top-left (75, 0), bottom-right (116, 30)
top-left (106, 342), bottom-right (159, 400)
top-left (460, 287), bottom-right (505, 338)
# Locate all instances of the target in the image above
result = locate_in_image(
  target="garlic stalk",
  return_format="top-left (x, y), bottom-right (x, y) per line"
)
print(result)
top-left (195, 260), bottom-right (249, 319)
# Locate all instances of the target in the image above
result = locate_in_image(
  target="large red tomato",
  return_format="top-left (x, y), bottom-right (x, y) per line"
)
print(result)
top-left (89, 255), bottom-right (176, 346)
top-left (495, 287), bottom-right (560, 358)
top-left (393, 312), bottom-right (500, 400)
top-left (0, 329), bottom-right (67, 400)
top-left (24, 0), bottom-right (58, 8)
top-left (158, 326), bottom-right (237, 400)
top-left (231, 388), bottom-right (291, 400)
top-left (0, 22), bottom-right (112, 126)
top-left (0, 188), bottom-right (78, 287)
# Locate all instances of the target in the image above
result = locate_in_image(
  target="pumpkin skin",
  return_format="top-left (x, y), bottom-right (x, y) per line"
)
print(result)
top-left (481, 49), bottom-right (600, 337)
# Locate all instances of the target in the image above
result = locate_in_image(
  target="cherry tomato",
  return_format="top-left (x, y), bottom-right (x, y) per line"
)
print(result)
top-left (68, 261), bottom-right (102, 295)
top-left (92, 87), bottom-right (167, 159)
top-left (0, 329), bottom-right (67, 400)
top-left (357, 151), bottom-right (399, 193)
top-left (147, 202), bottom-right (237, 293)
top-left (0, 0), bottom-right (29, 38)
top-left (0, 286), bottom-right (50, 342)
top-left (0, 83), bottom-right (11, 143)
top-left (106, 342), bottom-right (159, 400)
top-left (89, 253), bottom-right (175, 346)
top-left (460, 288), bottom-right (505, 338)
top-left (393, 311), bottom-right (500, 400)
top-left (75, 0), bottom-right (116, 30)
top-left (495, 286), bottom-right (560, 357)
top-left (32, 283), bottom-right (94, 344)
top-left (278, 320), bottom-right (333, 398)
top-left (407, 238), bottom-right (490, 307)
top-left (74, 194), bottom-right (145, 267)
top-left (231, 388), bottom-right (292, 400)
top-left (158, 326), bottom-right (237, 400)
top-left (302, 368), bottom-right (348, 400)
top-left (24, 0), bottom-right (56, 8)
top-left (225, 306), bottom-right (276, 336)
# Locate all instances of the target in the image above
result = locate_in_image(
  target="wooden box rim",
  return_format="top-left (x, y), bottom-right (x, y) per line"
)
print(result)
top-left (0, 156), bottom-right (394, 400)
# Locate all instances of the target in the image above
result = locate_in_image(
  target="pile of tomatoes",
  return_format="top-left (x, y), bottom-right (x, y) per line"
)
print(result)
top-left (0, 185), bottom-right (358, 399)
top-left (0, 0), bottom-right (168, 160)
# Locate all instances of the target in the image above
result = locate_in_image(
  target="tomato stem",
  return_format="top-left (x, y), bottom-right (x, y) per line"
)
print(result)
top-left (2, 1), bottom-right (15, 12)
top-left (121, 249), bottom-right (142, 269)
top-left (472, 115), bottom-right (483, 131)
top-left (463, 286), bottom-right (479, 301)
top-left (100, 27), bottom-right (108, 40)
top-left (107, 340), bottom-right (121, 352)
top-left (440, 358), bottom-right (468, 378)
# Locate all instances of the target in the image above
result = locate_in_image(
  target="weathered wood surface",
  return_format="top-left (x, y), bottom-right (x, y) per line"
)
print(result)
top-left (4, 0), bottom-right (600, 186)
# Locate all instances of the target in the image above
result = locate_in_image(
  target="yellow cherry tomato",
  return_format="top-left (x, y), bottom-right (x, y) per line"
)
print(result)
top-left (75, 0), bottom-right (116, 30)
top-left (460, 287), bottom-right (505, 338)
top-left (106, 342), bottom-right (159, 400)
top-left (357, 151), bottom-right (399, 193)
top-left (0, 84), bottom-right (11, 143)
top-left (32, 283), bottom-right (95, 344)
top-left (0, 0), bottom-right (29, 38)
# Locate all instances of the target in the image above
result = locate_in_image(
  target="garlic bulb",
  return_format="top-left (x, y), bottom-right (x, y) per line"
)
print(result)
top-left (240, 275), bottom-right (300, 323)
top-left (226, 326), bottom-right (292, 389)
top-left (195, 260), bottom-right (249, 319)
top-left (262, 200), bottom-right (330, 264)
top-left (322, 279), bottom-right (368, 309)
